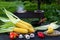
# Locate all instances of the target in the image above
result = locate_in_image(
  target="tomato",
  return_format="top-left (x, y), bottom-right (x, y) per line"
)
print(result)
top-left (9, 32), bottom-right (18, 39)
top-left (37, 32), bottom-right (45, 38)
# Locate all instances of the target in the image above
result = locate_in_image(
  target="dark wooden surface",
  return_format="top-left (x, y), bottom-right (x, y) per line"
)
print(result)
top-left (0, 28), bottom-right (60, 40)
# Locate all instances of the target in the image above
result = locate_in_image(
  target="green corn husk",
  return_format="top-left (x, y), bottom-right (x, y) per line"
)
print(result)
top-left (3, 8), bottom-right (20, 24)
top-left (0, 17), bottom-right (10, 22)
top-left (0, 22), bottom-right (14, 33)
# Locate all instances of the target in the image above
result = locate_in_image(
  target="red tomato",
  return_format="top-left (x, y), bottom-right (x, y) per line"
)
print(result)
top-left (10, 35), bottom-right (14, 39)
top-left (9, 32), bottom-right (18, 39)
top-left (37, 32), bottom-right (45, 38)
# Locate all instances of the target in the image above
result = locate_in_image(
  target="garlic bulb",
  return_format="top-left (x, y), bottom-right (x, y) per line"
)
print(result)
top-left (30, 33), bottom-right (35, 38)
top-left (19, 34), bottom-right (23, 38)
top-left (25, 34), bottom-right (30, 39)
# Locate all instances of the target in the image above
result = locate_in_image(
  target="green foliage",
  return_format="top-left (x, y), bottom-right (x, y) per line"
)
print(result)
top-left (24, 1), bottom-right (37, 11)
top-left (40, 3), bottom-right (60, 22)
top-left (0, 1), bottom-right (60, 24)
top-left (0, 1), bottom-right (17, 13)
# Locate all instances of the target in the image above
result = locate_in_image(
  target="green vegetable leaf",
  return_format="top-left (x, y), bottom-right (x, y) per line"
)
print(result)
top-left (0, 17), bottom-right (10, 22)
top-left (0, 22), bottom-right (14, 28)
top-left (0, 22), bottom-right (14, 33)
top-left (0, 27), bottom-right (14, 33)
top-left (3, 8), bottom-right (20, 24)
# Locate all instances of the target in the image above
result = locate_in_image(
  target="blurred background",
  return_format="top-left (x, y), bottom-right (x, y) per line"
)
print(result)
top-left (0, 0), bottom-right (60, 24)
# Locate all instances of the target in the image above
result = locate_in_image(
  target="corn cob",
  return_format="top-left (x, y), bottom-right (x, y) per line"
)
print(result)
top-left (3, 9), bottom-right (35, 33)
top-left (28, 28), bottom-right (35, 33)
top-left (15, 21), bottom-right (30, 29)
top-left (16, 21), bottom-right (35, 33)
top-left (20, 20), bottom-right (35, 32)
top-left (13, 27), bottom-right (28, 34)
top-left (19, 20), bottom-right (34, 29)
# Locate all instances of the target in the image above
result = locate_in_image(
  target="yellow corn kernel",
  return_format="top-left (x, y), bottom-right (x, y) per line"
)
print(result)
top-left (16, 22), bottom-right (30, 29)
top-left (19, 20), bottom-right (34, 30)
top-left (13, 27), bottom-right (28, 34)
top-left (19, 20), bottom-right (34, 29)
top-left (16, 20), bottom-right (35, 33)
top-left (28, 28), bottom-right (35, 33)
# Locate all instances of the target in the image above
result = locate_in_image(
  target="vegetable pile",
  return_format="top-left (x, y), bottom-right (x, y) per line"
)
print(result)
top-left (3, 8), bottom-right (35, 33)
top-left (0, 8), bottom-right (60, 39)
